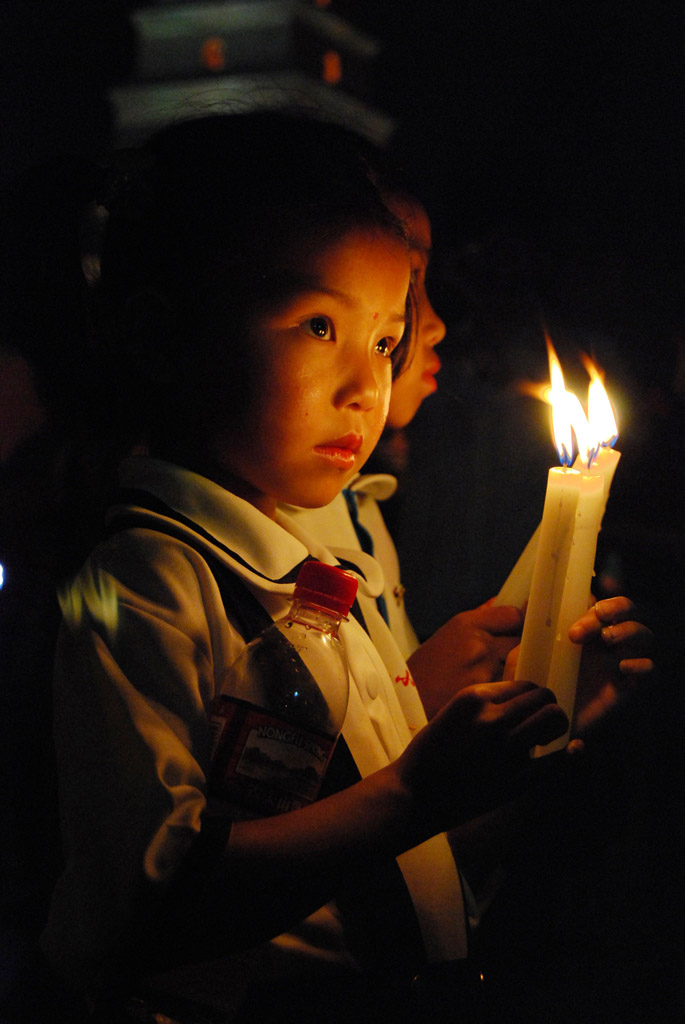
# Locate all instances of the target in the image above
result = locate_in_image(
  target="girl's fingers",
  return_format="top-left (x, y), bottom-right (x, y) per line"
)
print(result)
top-left (618, 657), bottom-right (655, 676)
top-left (599, 621), bottom-right (655, 676)
top-left (568, 596), bottom-right (637, 641)
top-left (480, 680), bottom-right (567, 745)
top-left (592, 596), bottom-right (637, 623)
top-left (508, 701), bottom-right (569, 749)
top-left (477, 678), bottom-right (539, 704)
top-left (599, 619), bottom-right (653, 652)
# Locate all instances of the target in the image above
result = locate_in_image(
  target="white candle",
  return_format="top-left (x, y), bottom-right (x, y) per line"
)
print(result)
top-left (515, 467), bottom-right (605, 754)
top-left (494, 445), bottom-right (620, 609)
top-left (586, 445), bottom-right (621, 514)
top-left (494, 524), bottom-right (540, 609)
top-left (510, 342), bottom-right (622, 753)
top-left (495, 342), bottom-right (621, 612)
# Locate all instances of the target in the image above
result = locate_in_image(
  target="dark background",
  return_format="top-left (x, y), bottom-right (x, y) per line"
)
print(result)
top-left (3, 1), bottom-right (684, 371)
top-left (1, 3), bottom-right (683, 1021)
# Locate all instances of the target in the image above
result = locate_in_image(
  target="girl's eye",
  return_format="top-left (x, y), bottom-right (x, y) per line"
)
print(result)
top-left (375, 337), bottom-right (396, 358)
top-left (303, 316), bottom-right (333, 340)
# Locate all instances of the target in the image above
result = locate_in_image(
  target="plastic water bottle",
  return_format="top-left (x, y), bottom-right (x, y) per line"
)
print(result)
top-left (209, 560), bottom-right (358, 819)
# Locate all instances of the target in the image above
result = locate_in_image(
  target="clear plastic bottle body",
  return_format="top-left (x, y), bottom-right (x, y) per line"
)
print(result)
top-left (209, 594), bottom-right (351, 819)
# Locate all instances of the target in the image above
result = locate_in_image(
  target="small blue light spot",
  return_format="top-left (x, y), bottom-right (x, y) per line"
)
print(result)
top-left (0, 563), bottom-right (4, 589)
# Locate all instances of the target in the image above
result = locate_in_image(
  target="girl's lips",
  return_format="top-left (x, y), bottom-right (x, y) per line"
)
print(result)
top-left (314, 432), bottom-right (363, 466)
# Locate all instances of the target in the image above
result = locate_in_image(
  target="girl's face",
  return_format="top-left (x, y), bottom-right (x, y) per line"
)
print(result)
top-left (385, 199), bottom-right (446, 429)
top-left (210, 228), bottom-right (410, 517)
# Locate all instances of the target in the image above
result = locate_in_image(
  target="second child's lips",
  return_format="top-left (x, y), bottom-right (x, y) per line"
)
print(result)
top-left (423, 356), bottom-right (441, 383)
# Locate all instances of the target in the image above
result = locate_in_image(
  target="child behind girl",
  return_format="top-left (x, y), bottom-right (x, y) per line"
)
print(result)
top-left (41, 111), bottom-right (650, 1024)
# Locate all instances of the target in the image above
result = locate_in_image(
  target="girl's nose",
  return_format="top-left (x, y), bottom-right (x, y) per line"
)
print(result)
top-left (337, 350), bottom-right (383, 411)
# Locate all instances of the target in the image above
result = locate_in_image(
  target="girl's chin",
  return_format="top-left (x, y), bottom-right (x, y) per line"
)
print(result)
top-left (282, 452), bottom-right (372, 509)
top-left (293, 489), bottom-right (347, 511)
top-left (295, 472), bottom-right (361, 509)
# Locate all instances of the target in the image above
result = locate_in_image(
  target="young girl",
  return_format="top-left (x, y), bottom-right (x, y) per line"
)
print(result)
top-left (282, 184), bottom-right (445, 659)
top-left (281, 161), bottom-right (541, 699)
top-left (41, 111), bottom-right (651, 1024)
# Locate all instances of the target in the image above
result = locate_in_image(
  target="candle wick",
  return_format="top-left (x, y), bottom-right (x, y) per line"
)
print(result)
top-left (559, 444), bottom-right (573, 467)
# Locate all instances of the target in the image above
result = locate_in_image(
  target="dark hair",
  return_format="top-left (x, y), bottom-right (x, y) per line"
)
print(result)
top-left (94, 110), bottom-right (412, 452)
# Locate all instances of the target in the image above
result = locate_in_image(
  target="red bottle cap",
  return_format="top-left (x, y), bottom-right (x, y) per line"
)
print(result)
top-left (294, 561), bottom-right (358, 618)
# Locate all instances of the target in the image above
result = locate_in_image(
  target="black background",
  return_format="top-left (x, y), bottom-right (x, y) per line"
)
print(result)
top-left (1, 4), bottom-right (684, 1021)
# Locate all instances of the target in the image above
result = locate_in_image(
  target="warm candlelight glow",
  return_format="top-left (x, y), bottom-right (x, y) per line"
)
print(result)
top-left (543, 336), bottom-right (614, 468)
top-left (502, 337), bottom-right (623, 754)
top-left (583, 353), bottom-right (619, 454)
top-left (497, 343), bottom-right (621, 614)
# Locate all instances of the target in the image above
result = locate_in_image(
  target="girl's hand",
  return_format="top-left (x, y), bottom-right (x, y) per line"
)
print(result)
top-left (397, 678), bottom-right (569, 832)
top-left (408, 601), bottom-right (524, 719)
top-left (568, 596), bottom-right (655, 732)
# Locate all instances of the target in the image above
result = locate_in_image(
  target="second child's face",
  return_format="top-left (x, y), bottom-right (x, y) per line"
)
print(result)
top-left (385, 199), bottom-right (446, 429)
top-left (211, 228), bottom-right (410, 517)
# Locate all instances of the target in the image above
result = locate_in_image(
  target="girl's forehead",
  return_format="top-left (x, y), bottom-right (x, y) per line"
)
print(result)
top-left (258, 227), bottom-right (409, 315)
top-left (292, 225), bottom-right (409, 271)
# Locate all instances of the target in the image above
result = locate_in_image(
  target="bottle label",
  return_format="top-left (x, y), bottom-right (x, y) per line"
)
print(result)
top-left (209, 696), bottom-right (336, 819)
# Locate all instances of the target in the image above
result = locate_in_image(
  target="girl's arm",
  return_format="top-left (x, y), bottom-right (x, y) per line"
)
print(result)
top-left (164, 678), bottom-right (567, 958)
top-left (48, 537), bottom-right (566, 981)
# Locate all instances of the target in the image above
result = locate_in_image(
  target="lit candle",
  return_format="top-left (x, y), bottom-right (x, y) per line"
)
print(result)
top-left (512, 342), bottom-right (620, 754)
top-left (582, 354), bottom-right (621, 508)
top-left (515, 468), bottom-right (604, 753)
top-left (494, 524), bottom-right (540, 609)
top-left (495, 350), bottom-right (620, 611)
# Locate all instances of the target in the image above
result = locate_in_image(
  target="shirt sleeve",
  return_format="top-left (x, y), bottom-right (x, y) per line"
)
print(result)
top-left (42, 530), bottom-right (241, 994)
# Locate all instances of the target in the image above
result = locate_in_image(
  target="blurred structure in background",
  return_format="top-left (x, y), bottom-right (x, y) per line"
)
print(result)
top-left (109, 0), bottom-right (395, 147)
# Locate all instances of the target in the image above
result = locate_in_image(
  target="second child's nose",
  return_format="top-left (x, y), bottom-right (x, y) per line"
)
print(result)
top-left (422, 295), bottom-right (446, 348)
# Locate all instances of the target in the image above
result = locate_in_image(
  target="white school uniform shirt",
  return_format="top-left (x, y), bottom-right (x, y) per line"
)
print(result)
top-left (43, 457), bottom-right (466, 1013)
top-left (283, 474), bottom-right (420, 660)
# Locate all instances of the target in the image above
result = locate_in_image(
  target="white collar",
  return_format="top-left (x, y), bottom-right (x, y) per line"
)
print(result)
top-left (349, 472), bottom-right (398, 501)
top-left (116, 456), bottom-right (382, 598)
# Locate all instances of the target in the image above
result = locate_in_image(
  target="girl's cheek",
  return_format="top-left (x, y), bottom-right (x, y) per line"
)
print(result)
top-left (381, 378), bottom-right (392, 419)
top-left (369, 395), bottom-right (391, 449)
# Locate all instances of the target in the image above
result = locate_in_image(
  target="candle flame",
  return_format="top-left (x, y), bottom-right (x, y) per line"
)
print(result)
top-left (518, 336), bottom-right (619, 468)
top-left (581, 353), bottom-right (619, 452)
top-left (545, 336), bottom-right (591, 467)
